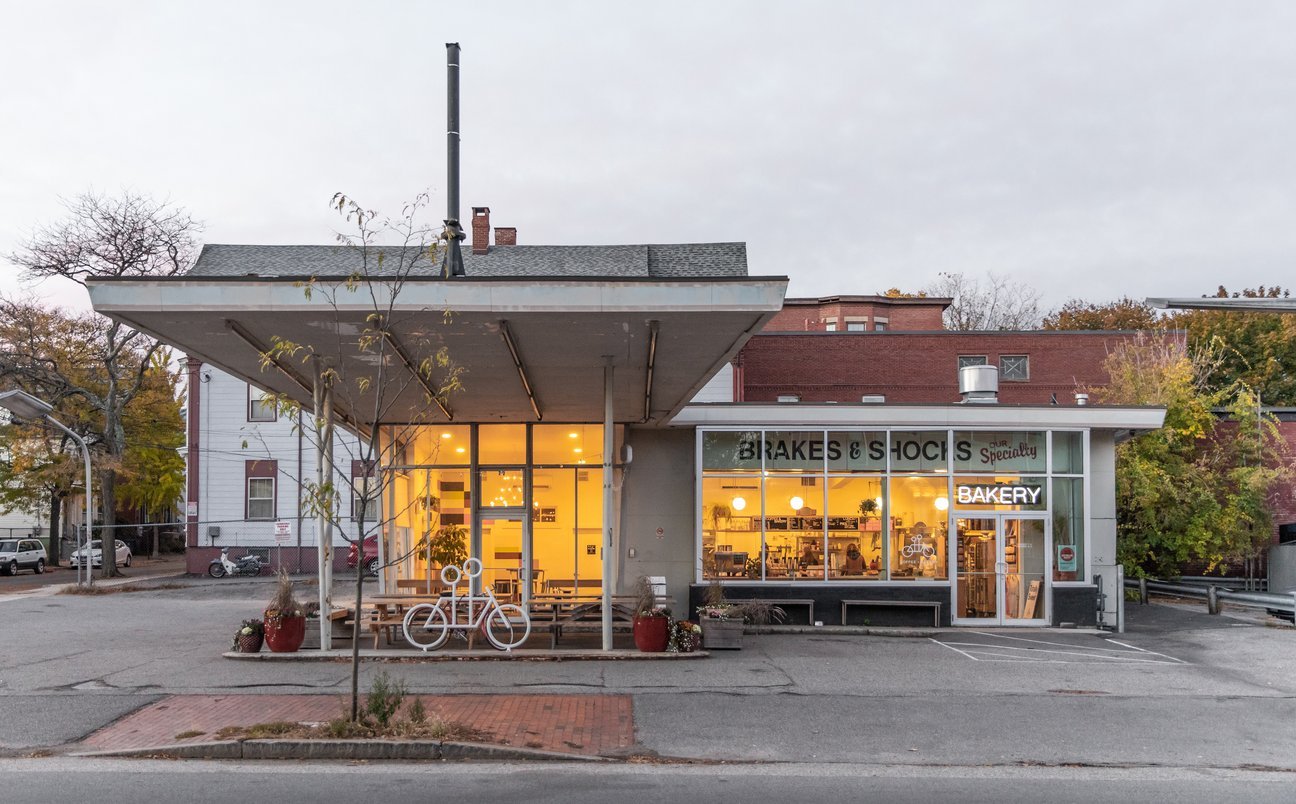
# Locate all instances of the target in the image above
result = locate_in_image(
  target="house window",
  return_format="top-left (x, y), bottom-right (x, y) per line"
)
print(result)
top-left (1000, 355), bottom-right (1030, 381)
top-left (958, 355), bottom-right (988, 369)
top-left (873, 322), bottom-right (887, 331)
top-left (248, 386), bottom-right (277, 422)
top-left (352, 460), bottom-right (380, 523)
top-left (247, 479), bottom-right (275, 520)
top-left (846, 322), bottom-right (866, 332)
top-left (824, 321), bottom-right (837, 332)
top-left (246, 460), bottom-right (277, 520)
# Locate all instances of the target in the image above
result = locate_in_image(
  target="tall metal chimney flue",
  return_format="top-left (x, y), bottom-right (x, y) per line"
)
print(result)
top-left (441, 42), bottom-right (466, 278)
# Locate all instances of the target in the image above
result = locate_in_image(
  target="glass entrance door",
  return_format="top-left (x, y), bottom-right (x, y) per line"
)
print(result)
top-left (954, 514), bottom-right (1049, 625)
top-left (1002, 518), bottom-right (1047, 623)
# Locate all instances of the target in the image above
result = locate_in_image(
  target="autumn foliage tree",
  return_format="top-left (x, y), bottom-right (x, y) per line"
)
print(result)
top-left (0, 299), bottom-right (185, 566)
top-left (4, 193), bottom-right (197, 577)
top-left (1091, 335), bottom-right (1289, 577)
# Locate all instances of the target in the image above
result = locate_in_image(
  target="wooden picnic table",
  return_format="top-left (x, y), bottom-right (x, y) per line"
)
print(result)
top-left (528, 594), bottom-right (675, 648)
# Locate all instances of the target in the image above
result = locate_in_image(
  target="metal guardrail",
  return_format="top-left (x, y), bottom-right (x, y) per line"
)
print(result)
top-left (1125, 577), bottom-right (1296, 617)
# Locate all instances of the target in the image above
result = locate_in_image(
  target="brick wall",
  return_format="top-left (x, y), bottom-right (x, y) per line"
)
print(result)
top-left (740, 331), bottom-right (1140, 404)
top-left (765, 298), bottom-right (947, 332)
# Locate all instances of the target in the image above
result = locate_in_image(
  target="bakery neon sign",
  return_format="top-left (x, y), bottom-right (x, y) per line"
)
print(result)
top-left (956, 484), bottom-right (1042, 506)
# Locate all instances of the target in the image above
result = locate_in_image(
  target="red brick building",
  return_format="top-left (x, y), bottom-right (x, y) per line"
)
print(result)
top-left (764, 295), bottom-right (949, 333)
top-left (739, 295), bottom-right (1146, 406)
top-left (737, 330), bottom-right (1144, 405)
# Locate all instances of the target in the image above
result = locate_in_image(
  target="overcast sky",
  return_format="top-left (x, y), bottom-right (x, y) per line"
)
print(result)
top-left (2, 1), bottom-right (1293, 314)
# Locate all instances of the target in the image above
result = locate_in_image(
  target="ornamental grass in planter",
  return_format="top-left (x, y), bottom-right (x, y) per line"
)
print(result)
top-left (263, 569), bottom-right (306, 653)
top-left (632, 575), bottom-right (671, 652)
top-left (697, 581), bottom-right (785, 650)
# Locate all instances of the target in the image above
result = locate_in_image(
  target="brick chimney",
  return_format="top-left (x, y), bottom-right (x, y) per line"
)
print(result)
top-left (471, 206), bottom-right (490, 255)
top-left (495, 226), bottom-right (517, 246)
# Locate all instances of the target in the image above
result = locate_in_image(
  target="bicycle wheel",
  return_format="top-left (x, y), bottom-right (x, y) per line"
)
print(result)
top-left (484, 603), bottom-right (531, 651)
top-left (402, 603), bottom-right (450, 651)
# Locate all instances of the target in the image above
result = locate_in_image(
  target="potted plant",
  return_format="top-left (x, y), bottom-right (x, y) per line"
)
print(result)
top-left (697, 581), bottom-right (785, 650)
top-left (707, 503), bottom-right (732, 535)
top-left (858, 498), bottom-right (878, 530)
top-left (668, 619), bottom-right (702, 653)
top-left (232, 618), bottom-right (264, 653)
top-left (417, 523), bottom-right (468, 571)
top-left (631, 575), bottom-right (671, 652)
top-left (263, 568), bottom-right (307, 653)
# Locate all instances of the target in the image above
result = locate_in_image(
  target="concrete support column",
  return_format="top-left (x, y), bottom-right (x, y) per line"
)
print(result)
top-left (602, 357), bottom-right (614, 651)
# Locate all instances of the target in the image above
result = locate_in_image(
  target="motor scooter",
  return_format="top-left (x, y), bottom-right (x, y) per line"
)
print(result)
top-left (207, 548), bottom-right (265, 578)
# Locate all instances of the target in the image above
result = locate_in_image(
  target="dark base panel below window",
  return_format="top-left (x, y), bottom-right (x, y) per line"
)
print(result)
top-left (1051, 585), bottom-right (1098, 627)
top-left (689, 584), bottom-right (952, 627)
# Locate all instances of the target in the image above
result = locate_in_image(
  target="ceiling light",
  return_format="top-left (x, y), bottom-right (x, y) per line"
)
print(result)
top-left (573, 448), bottom-right (583, 454)
top-left (732, 496), bottom-right (747, 511)
top-left (455, 447), bottom-right (465, 454)
top-left (441, 432), bottom-right (452, 439)
top-left (568, 432), bottom-right (578, 438)
top-left (935, 496), bottom-right (949, 511)
top-left (790, 496), bottom-right (804, 511)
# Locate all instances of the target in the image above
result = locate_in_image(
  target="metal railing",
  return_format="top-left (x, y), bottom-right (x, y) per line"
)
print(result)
top-left (1126, 577), bottom-right (1295, 617)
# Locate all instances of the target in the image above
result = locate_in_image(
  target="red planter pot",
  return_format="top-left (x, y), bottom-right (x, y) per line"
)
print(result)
top-left (633, 615), bottom-right (670, 652)
top-left (264, 614), bottom-right (306, 653)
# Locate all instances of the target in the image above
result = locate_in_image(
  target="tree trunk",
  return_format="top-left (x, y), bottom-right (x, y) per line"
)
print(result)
top-left (47, 490), bottom-right (61, 567)
top-left (99, 468), bottom-right (119, 580)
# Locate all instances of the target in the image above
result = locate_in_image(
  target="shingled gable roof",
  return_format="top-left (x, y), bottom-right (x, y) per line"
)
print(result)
top-left (186, 242), bottom-right (749, 280)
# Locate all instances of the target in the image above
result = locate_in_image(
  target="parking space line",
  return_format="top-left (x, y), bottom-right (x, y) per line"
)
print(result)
top-left (1105, 638), bottom-right (1188, 664)
top-left (929, 637), bottom-right (980, 661)
top-left (967, 630), bottom-right (1159, 655)
top-left (943, 641), bottom-right (1176, 664)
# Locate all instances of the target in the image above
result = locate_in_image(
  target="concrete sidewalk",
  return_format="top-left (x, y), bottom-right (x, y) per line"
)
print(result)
top-left (78, 694), bottom-right (635, 758)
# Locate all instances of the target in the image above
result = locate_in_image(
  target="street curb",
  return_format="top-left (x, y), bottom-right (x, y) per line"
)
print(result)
top-left (71, 739), bottom-right (607, 762)
top-left (748, 625), bottom-right (939, 637)
top-left (222, 648), bottom-right (710, 661)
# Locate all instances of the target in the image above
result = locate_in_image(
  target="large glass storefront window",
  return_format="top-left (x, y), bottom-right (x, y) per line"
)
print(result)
top-left (888, 476), bottom-right (948, 580)
top-left (379, 424), bottom-right (610, 598)
top-left (702, 476), bottom-right (762, 579)
top-left (699, 429), bottom-right (1086, 585)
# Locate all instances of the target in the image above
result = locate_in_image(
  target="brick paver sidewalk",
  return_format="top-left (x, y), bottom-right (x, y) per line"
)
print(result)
top-left (81, 694), bottom-right (634, 756)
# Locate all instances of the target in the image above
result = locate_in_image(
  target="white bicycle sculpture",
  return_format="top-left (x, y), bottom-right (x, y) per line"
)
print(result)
top-left (401, 558), bottom-right (532, 652)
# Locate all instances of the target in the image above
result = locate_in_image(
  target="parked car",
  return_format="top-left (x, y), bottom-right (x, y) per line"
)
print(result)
top-left (346, 535), bottom-right (380, 576)
top-left (69, 539), bottom-right (133, 569)
top-left (0, 539), bottom-right (47, 575)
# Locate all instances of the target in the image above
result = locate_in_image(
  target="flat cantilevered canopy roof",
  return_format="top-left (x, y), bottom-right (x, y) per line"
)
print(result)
top-left (87, 275), bottom-right (788, 425)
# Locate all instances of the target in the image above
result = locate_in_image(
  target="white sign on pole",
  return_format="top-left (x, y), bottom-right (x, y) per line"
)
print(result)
top-left (185, 501), bottom-right (198, 517)
top-left (274, 520), bottom-right (293, 545)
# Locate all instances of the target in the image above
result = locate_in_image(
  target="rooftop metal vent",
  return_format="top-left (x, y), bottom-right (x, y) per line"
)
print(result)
top-left (959, 365), bottom-right (999, 404)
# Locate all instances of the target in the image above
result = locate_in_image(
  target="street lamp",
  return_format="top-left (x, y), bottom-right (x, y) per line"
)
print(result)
top-left (0, 390), bottom-right (94, 586)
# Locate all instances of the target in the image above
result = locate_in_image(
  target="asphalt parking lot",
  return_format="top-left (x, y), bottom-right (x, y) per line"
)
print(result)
top-left (0, 573), bottom-right (1293, 771)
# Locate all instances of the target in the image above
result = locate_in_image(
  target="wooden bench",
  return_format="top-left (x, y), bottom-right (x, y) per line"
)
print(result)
top-left (395, 578), bottom-right (447, 594)
top-left (542, 620), bottom-right (633, 648)
top-left (545, 578), bottom-right (602, 595)
top-left (841, 599), bottom-right (941, 627)
top-left (759, 598), bottom-right (816, 625)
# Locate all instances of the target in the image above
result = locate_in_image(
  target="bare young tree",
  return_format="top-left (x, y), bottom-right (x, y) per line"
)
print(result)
top-left (263, 192), bottom-right (462, 721)
top-left (6, 193), bottom-right (198, 578)
top-left (926, 271), bottom-right (1042, 331)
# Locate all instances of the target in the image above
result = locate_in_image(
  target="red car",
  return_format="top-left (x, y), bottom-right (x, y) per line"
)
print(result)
top-left (346, 535), bottom-right (380, 576)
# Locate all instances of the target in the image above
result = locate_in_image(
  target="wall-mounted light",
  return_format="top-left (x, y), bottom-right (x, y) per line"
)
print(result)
top-left (732, 496), bottom-right (747, 511)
